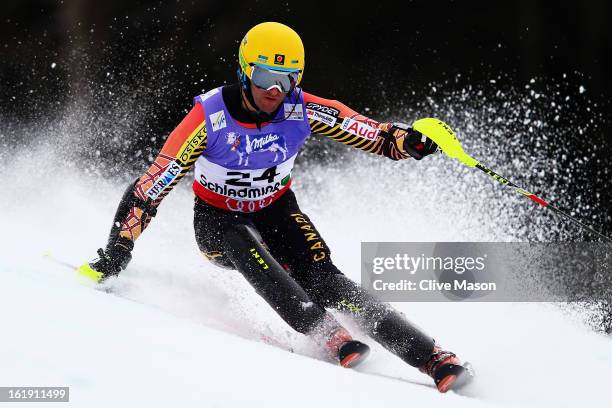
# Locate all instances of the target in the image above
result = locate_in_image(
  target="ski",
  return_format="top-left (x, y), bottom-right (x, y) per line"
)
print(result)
top-left (42, 251), bottom-right (476, 396)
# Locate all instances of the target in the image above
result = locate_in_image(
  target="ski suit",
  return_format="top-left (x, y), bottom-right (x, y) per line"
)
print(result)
top-left (104, 84), bottom-right (435, 367)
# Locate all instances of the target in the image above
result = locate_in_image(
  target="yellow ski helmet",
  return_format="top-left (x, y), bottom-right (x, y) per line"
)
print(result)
top-left (238, 22), bottom-right (305, 86)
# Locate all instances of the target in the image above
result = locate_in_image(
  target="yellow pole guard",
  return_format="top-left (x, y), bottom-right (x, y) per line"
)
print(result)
top-left (412, 118), bottom-right (479, 168)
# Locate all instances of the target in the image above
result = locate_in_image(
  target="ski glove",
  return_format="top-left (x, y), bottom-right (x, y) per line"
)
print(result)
top-left (388, 122), bottom-right (439, 160)
top-left (78, 244), bottom-right (132, 283)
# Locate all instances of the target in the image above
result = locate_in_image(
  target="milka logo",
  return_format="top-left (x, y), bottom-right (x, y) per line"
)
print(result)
top-left (226, 132), bottom-right (288, 166)
top-left (251, 133), bottom-right (279, 149)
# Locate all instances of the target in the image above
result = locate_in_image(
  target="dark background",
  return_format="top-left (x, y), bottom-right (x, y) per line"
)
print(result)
top-left (3, 1), bottom-right (612, 114)
top-left (1, 0), bottom-right (611, 231)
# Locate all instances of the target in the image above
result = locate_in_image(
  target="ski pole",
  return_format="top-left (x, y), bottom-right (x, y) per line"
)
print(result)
top-left (412, 118), bottom-right (612, 244)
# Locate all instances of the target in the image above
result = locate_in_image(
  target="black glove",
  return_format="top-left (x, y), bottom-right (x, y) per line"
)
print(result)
top-left (89, 243), bottom-right (132, 279)
top-left (388, 122), bottom-right (439, 160)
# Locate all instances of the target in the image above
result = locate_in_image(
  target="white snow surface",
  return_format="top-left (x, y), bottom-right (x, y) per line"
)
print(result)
top-left (1, 147), bottom-right (610, 407)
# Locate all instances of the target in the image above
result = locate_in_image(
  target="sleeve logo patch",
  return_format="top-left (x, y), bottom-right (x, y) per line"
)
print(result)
top-left (210, 110), bottom-right (227, 131)
top-left (341, 118), bottom-right (379, 140)
top-left (306, 108), bottom-right (337, 127)
top-left (305, 103), bottom-right (339, 117)
top-left (145, 160), bottom-right (182, 200)
top-left (284, 103), bottom-right (304, 121)
top-left (177, 124), bottom-right (206, 165)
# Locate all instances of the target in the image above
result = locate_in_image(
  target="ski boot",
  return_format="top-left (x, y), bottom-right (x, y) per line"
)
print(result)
top-left (326, 326), bottom-right (370, 368)
top-left (419, 344), bottom-right (474, 393)
top-left (313, 314), bottom-right (370, 368)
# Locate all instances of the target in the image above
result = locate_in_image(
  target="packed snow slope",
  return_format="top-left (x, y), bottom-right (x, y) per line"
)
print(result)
top-left (1, 144), bottom-right (611, 408)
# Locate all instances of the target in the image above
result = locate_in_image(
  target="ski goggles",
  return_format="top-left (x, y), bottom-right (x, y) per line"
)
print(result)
top-left (250, 64), bottom-right (300, 93)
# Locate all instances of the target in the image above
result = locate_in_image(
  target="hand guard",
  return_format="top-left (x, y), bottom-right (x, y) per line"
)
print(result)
top-left (385, 122), bottom-right (439, 160)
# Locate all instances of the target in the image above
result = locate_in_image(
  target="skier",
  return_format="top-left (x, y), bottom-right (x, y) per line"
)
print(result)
top-left (80, 22), bottom-right (472, 392)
